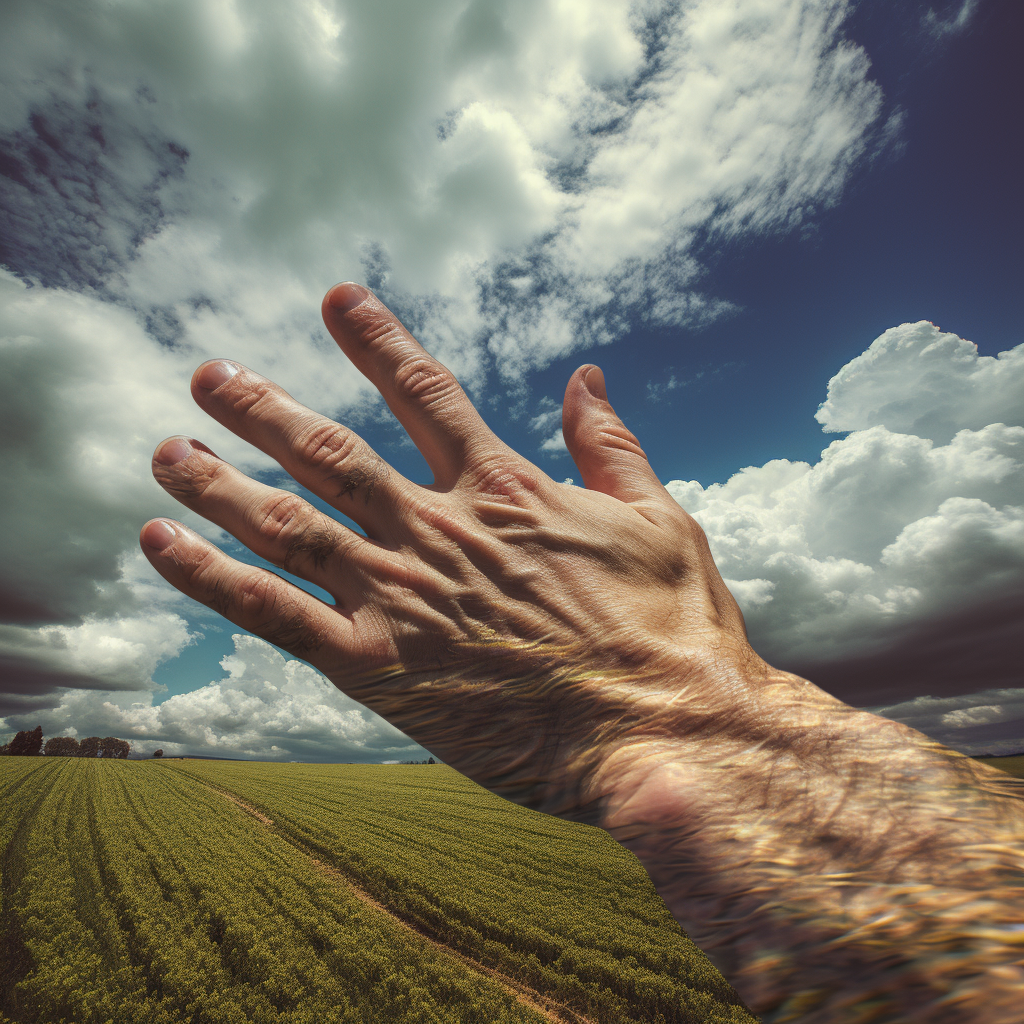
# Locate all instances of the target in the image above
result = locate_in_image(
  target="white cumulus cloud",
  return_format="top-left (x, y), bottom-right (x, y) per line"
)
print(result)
top-left (666, 323), bottom-right (1024, 751)
top-left (815, 320), bottom-right (1024, 443)
top-left (23, 635), bottom-right (428, 762)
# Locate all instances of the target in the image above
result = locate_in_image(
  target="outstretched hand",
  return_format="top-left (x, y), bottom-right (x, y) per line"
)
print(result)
top-left (141, 283), bottom-right (803, 822)
top-left (142, 284), bottom-right (1024, 1019)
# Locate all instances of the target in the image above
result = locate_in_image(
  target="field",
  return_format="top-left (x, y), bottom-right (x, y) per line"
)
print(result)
top-left (0, 758), bottom-right (757, 1024)
top-left (974, 754), bottom-right (1024, 779)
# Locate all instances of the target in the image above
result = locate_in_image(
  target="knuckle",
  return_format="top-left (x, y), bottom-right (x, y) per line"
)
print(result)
top-left (256, 492), bottom-right (311, 545)
top-left (470, 459), bottom-right (542, 505)
top-left (253, 489), bottom-right (346, 573)
top-left (595, 421), bottom-right (648, 460)
top-left (255, 493), bottom-right (341, 572)
top-left (235, 570), bottom-right (279, 623)
top-left (393, 355), bottom-right (458, 408)
top-left (289, 418), bottom-right (390, 504)
top-left (292, 417), bottom-right (357, 469)
top-left (262, 611), bottom-right (325, 660)
top-left (234, 573), bottom-right (325, 658)
top-left (187, 554), bottom-right (323, 659)
top-left (680, 511), bottom-right (713, 559)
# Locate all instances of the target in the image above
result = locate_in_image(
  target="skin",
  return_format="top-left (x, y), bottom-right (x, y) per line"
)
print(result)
top-left (142, 282), bottom-right (1024, 1022)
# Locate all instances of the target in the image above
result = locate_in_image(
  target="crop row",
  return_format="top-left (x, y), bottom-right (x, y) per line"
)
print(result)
top-left (166, 760), bottom-right (757, 1024)
top-left (1, 758), bottom-right (549, 1024)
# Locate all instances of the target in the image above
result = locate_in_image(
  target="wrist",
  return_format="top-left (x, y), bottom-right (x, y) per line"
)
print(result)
top-left (588, 674), bottom-right (1024, 1020)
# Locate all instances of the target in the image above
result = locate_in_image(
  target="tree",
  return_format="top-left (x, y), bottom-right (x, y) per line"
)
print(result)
top-left (9, 726), bottom-right (44, 756)
top-left (153, 749), bottom-right (164, 758)
top-left (79, 736), bottom-right (101, 758)
top-left (99, 737), bottom-right (130, 759)
top-left (44, 736), bottom-right (81, 757)
top-left (428, 756), bottom-right (435, 764)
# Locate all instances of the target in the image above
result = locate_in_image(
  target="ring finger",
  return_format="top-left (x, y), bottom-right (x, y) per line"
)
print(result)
top-left (190, 359), bottom-right (410, 543)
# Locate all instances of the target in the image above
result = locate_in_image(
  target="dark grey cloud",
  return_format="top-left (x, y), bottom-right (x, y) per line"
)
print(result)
top-left (863, 680), bottom-right (1024, 759)
top-left (0, 297), bottom-right (144, 625)
top-left (790, 586), bottom-right (1024, 709)
top-left (0, 88), bottom-right (186, 291)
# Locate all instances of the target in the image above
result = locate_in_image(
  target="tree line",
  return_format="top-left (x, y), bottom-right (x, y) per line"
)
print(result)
top-left (0, 726), bottom-right (132, 758)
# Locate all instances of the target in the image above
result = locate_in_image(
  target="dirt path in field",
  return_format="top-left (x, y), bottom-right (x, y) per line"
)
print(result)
top-left (200, 782), bottom-right (595, 1024)
top-left (205, 784), bottom-right (275, 826)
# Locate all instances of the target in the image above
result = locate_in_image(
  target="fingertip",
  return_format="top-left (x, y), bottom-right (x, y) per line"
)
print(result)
top-left (583, 365), bottom-right (606, 401)
top-left (141, 519), bottom-right (178, 552)
top-left (324, 282), bottom-right (371, 315)
top-left (563, 364), bottom-right (606, 432)
top-left (193, 360), bottom-right (240, 392)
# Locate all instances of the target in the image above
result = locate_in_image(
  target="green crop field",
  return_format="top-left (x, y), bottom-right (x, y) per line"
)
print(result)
top-left (0, 758), bottom-right (757, 1024)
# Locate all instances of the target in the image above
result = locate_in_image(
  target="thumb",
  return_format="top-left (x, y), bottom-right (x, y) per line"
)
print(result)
top-left (562, 365), bottom-right (665, 504)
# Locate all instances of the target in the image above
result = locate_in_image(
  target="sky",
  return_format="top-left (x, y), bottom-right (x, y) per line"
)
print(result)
top-left (0, 0), bottom-right (1021, 761)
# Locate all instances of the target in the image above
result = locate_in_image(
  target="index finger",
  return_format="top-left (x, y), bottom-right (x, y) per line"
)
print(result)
top-left (322, 283), bottom-right (503, 488)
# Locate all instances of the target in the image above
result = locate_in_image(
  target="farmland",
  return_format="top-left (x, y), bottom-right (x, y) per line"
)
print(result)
top-left (0, 759), bottom-right (757, 1024)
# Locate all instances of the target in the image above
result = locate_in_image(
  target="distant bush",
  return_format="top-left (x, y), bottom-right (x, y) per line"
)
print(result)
top-left (2, 728), bottom-right (132, 758)
top-left (100, 737), bottom-right (131, 759)
top-left (153, 749), bottom-right (164, 758)
top-left (44, 736), bottom-right (81, 757)
top-left (4, 726), bottom-right (44, 756)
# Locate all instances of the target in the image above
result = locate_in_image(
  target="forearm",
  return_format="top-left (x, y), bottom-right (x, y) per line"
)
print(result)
top-left (593, 678), bottom-right (1024, 1023)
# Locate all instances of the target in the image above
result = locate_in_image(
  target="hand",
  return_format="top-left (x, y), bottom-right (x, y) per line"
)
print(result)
top-left (142, 284), bottom-right (1024, 1019)
top-left (142, 283), bottom-right (809, 821)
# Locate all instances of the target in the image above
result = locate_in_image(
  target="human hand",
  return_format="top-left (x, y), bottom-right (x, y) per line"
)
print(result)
top-left (141, 283), bottom-right (816, 822)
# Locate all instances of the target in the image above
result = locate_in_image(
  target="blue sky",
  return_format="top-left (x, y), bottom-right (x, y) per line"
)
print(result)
top-left (1, 0), bottom-right (1022, 759)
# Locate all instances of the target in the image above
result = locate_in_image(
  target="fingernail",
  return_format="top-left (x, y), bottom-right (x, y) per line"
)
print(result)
top-left (196, 360), bottom-right (239, 390)
top-left (142, 520), bottom-right (177, 551)
top-left (584, 366), bottom-right (607, 401)
top-left (155, 437), bottom-right (192, 466)
top-left (327, 282), bottom-right (370, 313)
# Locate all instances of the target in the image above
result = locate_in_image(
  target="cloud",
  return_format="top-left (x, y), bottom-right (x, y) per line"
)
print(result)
top-left (815, 321), bottom-right (1024, 443)
top-left (922, 0), bottom-right (978, 41)
top-left (0, 268), bottom-right (316, 698)
top-left (6, 634), bottom-right (429, 762)
top-left (0, 613), bottom-right (195, 718)
top-left (665, 324), bottom-right (1024, 749)
top-left (0, 0), bottom-right (938, 757)
top-left (0, 252), bottom-right (392, 690)
top-left (647, 374), bottom-right (684, 401)
top-left (0, 0), bottom-right (887, 379)
top-left (528, 396), bottom-right (568, 456)
top-left (864, 686), bottom-right (1024, 758)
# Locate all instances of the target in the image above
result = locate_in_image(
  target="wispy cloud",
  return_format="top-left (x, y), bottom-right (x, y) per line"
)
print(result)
top-left (528, 396), bottom-right (567, 456)
top-left (865, 688), bottom-right (1024, 757)
top-left (922, 0), bottom-right (978, 41)
top-left (647, 362), bottom-right (740, 402)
